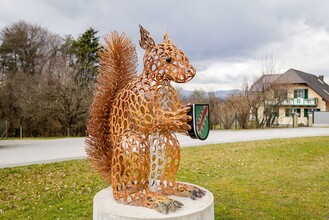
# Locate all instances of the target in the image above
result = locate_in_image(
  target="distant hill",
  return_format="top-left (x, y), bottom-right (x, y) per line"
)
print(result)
top-left (180, 89), bottom-right (240, 99)
top-left (213, 90), bottom-right (241, 98)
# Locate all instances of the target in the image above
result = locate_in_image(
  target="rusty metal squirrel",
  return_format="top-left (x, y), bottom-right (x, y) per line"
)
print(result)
top-left (85, 25), bottom-right (205, 214)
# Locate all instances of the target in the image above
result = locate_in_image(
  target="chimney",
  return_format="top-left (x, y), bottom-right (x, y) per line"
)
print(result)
top-left (319, 75), bottom-right (324, 81)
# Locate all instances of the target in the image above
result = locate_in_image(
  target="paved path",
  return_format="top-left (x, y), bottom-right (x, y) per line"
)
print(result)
top-left (0, 127), bottom-right (328, 168)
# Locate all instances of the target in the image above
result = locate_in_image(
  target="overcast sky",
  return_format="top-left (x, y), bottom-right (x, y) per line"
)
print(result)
top-left (1, 0), bottom-right (329, 91)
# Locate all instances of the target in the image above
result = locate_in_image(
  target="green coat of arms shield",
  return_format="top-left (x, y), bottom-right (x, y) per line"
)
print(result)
top-left (188, 104), bottom-right (210, 140)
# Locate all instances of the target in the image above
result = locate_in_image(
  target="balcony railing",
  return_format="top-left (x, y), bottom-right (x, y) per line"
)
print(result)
top-left (281, 97), bottom-right (318, 106)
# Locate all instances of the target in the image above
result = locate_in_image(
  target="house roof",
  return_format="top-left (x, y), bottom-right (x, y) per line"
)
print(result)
top-left (250, 74), bottom-right (282, 92)
top-left (276, 68), bottom-right (329, 102)
top-left (250, 68), bottom-right (329, 102)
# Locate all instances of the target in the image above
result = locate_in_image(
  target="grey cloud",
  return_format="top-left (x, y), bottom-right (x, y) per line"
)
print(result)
top-left (192, 71), bottom-right (241, 85)
top-left (2, 0), bottom-right (329, 85)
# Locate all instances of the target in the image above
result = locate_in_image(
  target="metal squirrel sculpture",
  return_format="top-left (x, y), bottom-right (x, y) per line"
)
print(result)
top-left (85, 25), bottom-right (205, 214)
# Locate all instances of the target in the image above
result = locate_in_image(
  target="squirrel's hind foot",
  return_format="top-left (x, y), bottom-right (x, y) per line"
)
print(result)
top-left (154, 197), bottom-right (183, 214)
top-left (146, 192), bottom-right (183, 214)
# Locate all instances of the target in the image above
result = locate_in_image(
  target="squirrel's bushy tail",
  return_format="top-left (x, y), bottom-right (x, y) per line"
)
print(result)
top-left (85, 32), bottom-right (137, 183)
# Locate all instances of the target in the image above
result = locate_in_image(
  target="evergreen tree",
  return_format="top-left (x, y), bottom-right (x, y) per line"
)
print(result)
top-left (72, 28), bottom-right (100, 83)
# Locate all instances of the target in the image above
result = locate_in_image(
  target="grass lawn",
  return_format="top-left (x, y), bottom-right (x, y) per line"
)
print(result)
top-left (1, 136), bottom-right (329, 219)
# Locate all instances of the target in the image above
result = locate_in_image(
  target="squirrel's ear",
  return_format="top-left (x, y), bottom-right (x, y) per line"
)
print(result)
top-left (163, 31), bottom-right (173, 44)
top-left (164, 31), bottom-right (169, 42)
top-left (139, 25), bottom-right (155, 51)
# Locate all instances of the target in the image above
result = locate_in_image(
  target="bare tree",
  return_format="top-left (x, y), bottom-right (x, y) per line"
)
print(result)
top-left (52, 60), bottom-right (94, 136)
top-left (231, 93), bottom-right (250, 129)
top-left (218, 98), bottom-right (235, 129)
top-left (0, 21), bottom-right (63, 136)
top-left (208, 91), bottom-right (220, 129)
top-left (247, 55), bottom-right (287, 128)
top-left (0, 21), bottom-right (61, 76)
top-left (0, 21), bottom-right (99, 137)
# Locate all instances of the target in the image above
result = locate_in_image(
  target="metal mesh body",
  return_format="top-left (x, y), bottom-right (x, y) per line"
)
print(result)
top-left (86, 26), bottom-right (205, 214)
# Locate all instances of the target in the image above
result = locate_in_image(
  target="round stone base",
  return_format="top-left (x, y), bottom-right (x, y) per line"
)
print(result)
top-left (93, 183), bottom-right (214, 220)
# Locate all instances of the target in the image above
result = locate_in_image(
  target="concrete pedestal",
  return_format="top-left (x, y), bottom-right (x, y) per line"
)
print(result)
top-left (93, 183), bottom-right (214, 220)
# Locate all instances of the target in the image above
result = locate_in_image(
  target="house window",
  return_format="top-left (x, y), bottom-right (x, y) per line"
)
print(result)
top-left (294, 89), bottom-right (308, 99)
top-left (285, 108), bottom-right (301, 117)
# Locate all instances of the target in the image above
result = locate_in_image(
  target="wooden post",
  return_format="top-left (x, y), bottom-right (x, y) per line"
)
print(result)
top-left (5, 120), bottom-right (8, 139)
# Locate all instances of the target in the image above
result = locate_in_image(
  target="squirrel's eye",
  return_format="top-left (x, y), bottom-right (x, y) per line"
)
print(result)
top-left (165, 57), bottom-right (172, 63)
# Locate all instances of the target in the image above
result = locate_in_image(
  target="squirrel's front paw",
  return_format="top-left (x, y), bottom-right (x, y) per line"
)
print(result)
top-left (174, 105), bottom-right (192, 130)
top-left (170, 183), bottom-right (206, 200)
top-left (176, 105), bottom-right (192, 117)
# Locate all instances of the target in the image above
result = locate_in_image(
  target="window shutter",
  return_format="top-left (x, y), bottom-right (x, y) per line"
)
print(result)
top-left (304, 109), bottom-right (309, 118)
top-left (294, 90), bottom-right (297, 98)
top-left (304, 89), bottom-right (308, 99)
